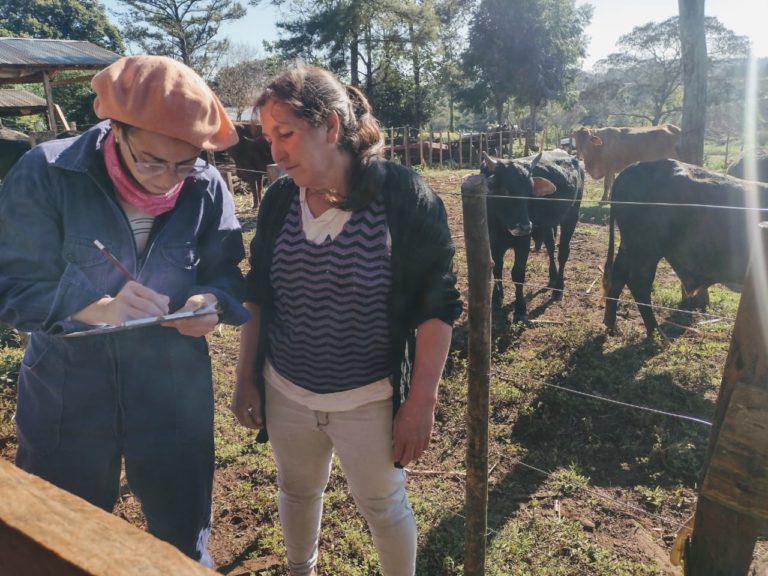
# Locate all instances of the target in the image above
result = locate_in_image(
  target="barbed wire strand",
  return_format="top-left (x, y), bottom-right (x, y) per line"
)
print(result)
top-left (493, 371), bottom-right (712, 427)
top-left (409, 456), bottom-right (691, 540)
top-left (511, 459), bottom-right (694, 534)
top-left (441, 188), bottom-right (768, 212)
top-left (494, 276), bottom-right (737, 324)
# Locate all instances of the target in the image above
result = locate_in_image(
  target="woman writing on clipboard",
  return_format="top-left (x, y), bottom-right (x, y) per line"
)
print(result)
top-left (0, 55), bottom-right (249, 566)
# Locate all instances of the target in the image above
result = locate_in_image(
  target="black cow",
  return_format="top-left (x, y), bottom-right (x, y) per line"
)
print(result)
top-left (726, 149), bottom-right (768, 183)
top-left (482, 149), bottom-right (583, 322)
top-left (0, 127), bottom-right (32, 181)
top-left (223, 122), bottom-right (273, 208)
top-left (603, 158), bottom-right (768, 337)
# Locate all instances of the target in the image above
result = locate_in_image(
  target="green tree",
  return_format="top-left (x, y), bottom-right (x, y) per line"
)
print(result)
top-left (461, 0), bottom-right (591, 151)
top-left (582, 16), bottom-right (749, 127)
top-left (259, 0), bottom-right (450, 128)
top-left (115, 0), bottom-right (247, 77)
top-left (214, 59), bottom-right (270, 120)
top-left (0, 0), bottom-right (124, 52)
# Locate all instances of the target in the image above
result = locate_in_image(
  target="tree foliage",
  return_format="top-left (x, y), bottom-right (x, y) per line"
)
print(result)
top-left (257, 0), bottom-right (453, 128)
top-left (0, 0), bottom-right (124, 52)
top-left (460, 0), bottom-right (591, 137)
top-left (582, 16), bottom-right (749, 126)
top-left (115, 0), bottom-right (247, 77)
top-left (214, 60), bottom-right (270, 120)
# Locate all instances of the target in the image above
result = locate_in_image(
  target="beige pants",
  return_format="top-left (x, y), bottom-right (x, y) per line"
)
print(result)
top-left (265, 383), bottom-right (417, 576)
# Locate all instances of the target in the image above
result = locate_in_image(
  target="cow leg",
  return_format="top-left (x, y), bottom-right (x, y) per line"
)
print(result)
top-left (679, 283), bottom-right (710, 310)
top-left (541, 228), bottom-right (557, 290)
top-left (603, 245), bottom-right (629, 333)
top-left (491, 243), bottom-right (506, 304)
top-left (600, 172), bottom-right (614, 203)
top-left (624, 259), bottom-right (661, 338)
top-left (252, 179), bottom-right (262, 209)
top-left (551, 206), bottom-right (579, 301)
top-left (511, 240), bottom-right (531, 322)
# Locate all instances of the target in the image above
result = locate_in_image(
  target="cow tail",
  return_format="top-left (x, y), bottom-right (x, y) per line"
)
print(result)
top-left (601, 203), bottom-right (616, 301)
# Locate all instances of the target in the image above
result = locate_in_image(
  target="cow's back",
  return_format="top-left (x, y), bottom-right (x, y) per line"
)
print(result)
top-left (599, 125), bottom-right (680, 171)
top-left (612, 159), bottom-right (768, 286)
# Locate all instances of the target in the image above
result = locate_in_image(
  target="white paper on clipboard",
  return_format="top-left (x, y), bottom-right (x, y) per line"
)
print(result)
top-left (64, 303), bottom-right (220, 338)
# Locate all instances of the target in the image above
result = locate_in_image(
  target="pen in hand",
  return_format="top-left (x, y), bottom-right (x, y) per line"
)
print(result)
top-left (94, 239), bottom-right (136, 282)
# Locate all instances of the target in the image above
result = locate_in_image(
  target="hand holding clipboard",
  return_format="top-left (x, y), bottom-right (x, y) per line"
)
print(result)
top-left (65, 303), bottom-right (221, 337)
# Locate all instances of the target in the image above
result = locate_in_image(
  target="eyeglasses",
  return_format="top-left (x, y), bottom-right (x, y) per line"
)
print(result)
top-left (122, 134), bottom-right (207, 179)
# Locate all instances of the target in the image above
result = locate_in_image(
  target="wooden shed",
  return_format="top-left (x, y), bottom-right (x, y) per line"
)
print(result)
top-left (0, 37), bottom-right (121, 132)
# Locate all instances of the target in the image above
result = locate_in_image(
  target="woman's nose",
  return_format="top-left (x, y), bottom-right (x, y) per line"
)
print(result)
top-left (271, 141), bottom-right (284, 163)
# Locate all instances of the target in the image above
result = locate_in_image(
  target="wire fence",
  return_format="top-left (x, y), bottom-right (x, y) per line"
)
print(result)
top-left (447, 178), bottom-right (763, 569)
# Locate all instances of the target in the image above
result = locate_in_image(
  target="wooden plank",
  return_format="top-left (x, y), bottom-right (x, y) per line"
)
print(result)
top-left (684, 221), bottom-right (768, 574)
top-left (701, 383), bottom-right (768, 519)
top-left (0, 460), bottom-right (215, 575)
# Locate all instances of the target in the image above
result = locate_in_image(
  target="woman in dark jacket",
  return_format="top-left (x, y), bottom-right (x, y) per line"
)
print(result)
top-left (0, 55), bottom-right (249, 566)
top-left (232, 63), bottom-right (461, 576)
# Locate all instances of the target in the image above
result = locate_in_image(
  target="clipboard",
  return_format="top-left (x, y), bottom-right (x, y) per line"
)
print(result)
top-left (64, 304), bottom-right (220, 338)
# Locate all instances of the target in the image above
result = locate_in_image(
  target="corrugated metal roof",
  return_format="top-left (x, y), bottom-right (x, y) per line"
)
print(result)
top-left (0, 38), bottom-right (121, 83)
top-left (0, 89), bottom-right (47, 109)
top-left (0, 38), bottom-right (120, 67)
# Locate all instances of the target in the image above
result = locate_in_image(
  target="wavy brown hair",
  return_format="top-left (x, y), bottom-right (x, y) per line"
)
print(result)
top-left (254, 63), bottom-right (384, 210)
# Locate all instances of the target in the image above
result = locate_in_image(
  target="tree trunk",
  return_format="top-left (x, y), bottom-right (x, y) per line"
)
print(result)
top-left (678, 0), bottom-right (708, 165)
top-left (350, 34), bottom-right (360, 87)
top-left (409, 22), bottom-right (422, 129)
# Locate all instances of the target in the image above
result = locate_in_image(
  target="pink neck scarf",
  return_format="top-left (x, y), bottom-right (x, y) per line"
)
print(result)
top-left (102, 130), bottom-right (184, 216)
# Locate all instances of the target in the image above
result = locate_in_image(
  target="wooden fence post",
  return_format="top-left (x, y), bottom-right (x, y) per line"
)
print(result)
top-left (439, 131), bottom-right (444, 168)
top-left (461, 174), bottom-right (492, 576)
top-left (683, 221), bottom-right (768, 575)
top-left (419, 130), bottom-right (425, 166)
top-left (403, 127), bottom-right (411, 168)
top-left (390, 126), bottom-right (395, 161)
top-left (428, 129), bottom-right (434, 168)
top-left (459, 134), bottom-right (463, 169)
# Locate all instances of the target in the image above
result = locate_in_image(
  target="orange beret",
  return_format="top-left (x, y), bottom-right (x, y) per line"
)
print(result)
top-left (92, 55), bottom-right (237, 151)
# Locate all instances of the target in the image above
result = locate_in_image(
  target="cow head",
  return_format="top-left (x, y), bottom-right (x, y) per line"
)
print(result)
top-left (482, 151), bottom-right (555, 237)
top-left (572, 127), bottom-right (606, 179)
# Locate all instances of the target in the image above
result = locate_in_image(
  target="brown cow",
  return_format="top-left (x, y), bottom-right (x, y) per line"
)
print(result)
top-left (222, 122), bottom-right (273, 208)
top-left (572, 124), bottom-right (681, 202)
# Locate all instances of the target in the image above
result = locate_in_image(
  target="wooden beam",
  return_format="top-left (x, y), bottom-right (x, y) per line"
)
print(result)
top-left (41, 72), bottom-right (58, 133)
top-left (0, 460), bottom-right (216, 576)
top-left (49, 74), bottom-right (96, 87)
top-left (54, 104), bottom-right (71, 132)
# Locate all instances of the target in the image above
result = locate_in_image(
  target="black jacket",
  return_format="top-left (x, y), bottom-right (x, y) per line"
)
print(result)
top-left (245, 160), bottom-right (462, 440)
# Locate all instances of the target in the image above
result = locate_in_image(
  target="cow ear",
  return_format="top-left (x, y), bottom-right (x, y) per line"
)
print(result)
top-left (532, 177), bottom-right (557, 196)
top-left (590, 135), bottom-right (603, 146)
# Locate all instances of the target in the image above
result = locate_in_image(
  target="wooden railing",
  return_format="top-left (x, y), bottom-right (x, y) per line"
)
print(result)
top-left (0, 460), bottom-right (216, 575)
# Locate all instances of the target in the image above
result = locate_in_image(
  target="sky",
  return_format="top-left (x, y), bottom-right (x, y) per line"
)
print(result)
top-left (103, 0), bottom-right (768, 69)
top-left (211, 0), bottom-right (768, 70)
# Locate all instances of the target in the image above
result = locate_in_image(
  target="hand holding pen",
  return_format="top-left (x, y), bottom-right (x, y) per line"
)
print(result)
top-left (94, 239), bottom-right (137, 282)
top-left (70, 240), bottom-right (170, 326)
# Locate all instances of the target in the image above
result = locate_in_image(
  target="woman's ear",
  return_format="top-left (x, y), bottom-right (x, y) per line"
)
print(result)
top-left (326, 111), bottom-right (341, 144)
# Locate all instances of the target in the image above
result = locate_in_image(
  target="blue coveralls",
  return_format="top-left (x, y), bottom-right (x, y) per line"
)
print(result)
top-left (0, 122), bottom-right (250, 564)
